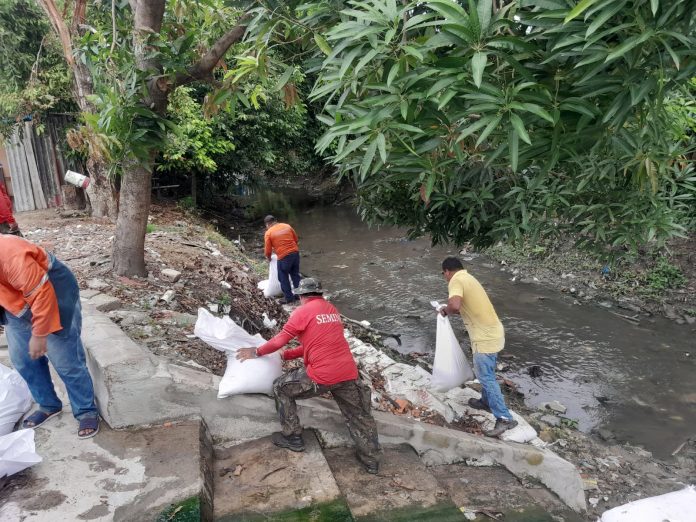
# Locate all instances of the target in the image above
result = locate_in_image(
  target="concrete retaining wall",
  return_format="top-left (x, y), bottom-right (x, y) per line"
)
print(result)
top-left (79, 297), bottom-right (586, 512)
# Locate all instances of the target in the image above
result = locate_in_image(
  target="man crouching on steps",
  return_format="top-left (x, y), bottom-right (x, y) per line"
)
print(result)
top-left (236, 277), bottom-right (382, 474)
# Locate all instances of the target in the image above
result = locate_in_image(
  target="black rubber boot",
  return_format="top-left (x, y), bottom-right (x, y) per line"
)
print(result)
top-left (484, 418), bottom-right (518, 438)
top-left (272, 431), bottom-right (305, 452)
top-left (468, 398), bottom-right (491, 412)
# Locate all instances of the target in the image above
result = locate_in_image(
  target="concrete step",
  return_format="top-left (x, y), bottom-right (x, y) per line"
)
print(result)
top-left (0, 420), bottom-right (212, 522)
top-left (213, 430), bottom-right (343, 521)
top-left (323, 443), bottom-right (463, 521)
top-left (430, 463), bottom-right (585, 521)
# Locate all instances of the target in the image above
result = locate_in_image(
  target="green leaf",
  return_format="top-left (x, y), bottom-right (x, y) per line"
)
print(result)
top-left (314, 34), bottom-right (332, 56)
top-left (477, 0), bottom-right (493, 34)
top-left (650, 0), bottom-right (658, 16)
top-left (605, 31), bottom-right (653, 63)
top-left (456, 116), bottom-right (492, 142)
top-left (564, 0), bottom-right (602, 24)
top-left (377, 132), bottom-right (387, 163)
top-left (471, 52), bottom-right (487, 89)
top-left (509, 113), bottom-right (531, 144)
top-left (510, 129), bottom-right (519, 172)
top-left (360, 139), bottom-right (378, 181)
top-left (275, 67), bottom-right (294, 91)
top-left (400, 99), bottom-right (409, 120)
top-left (475, 115), bottom-right (502, 146)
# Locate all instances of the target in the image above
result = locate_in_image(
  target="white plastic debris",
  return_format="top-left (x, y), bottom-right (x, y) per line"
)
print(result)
top-left (262, 313), bottom-right (277, 329)
top-left (0, 364), bottom-right (33, 436)
top-left (0, 429), bottom-right (42, 478)
top-left (599, 486), bottom-right (696, 522)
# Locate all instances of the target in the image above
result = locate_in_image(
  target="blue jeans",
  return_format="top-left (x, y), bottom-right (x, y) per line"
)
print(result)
top-left (5, 257), bottom-right (97, 421)
top-left (473, 351), bottom-right (512, 421)
top-left (277, 252), bottom-right (301, 303)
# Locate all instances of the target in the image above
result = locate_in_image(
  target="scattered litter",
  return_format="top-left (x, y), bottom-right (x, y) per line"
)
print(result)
top-left (159, 289), bottom-right (176, 303)
top-left (262, 313), bottom-right (278, 329)
top-left (332, 265), bottom-right (349, 269)
top-left (220, 281), bottom-right (232, 289)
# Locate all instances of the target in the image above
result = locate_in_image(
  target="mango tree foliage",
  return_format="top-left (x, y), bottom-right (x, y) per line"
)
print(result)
top-left (243, 0), bottom-right (696, 252)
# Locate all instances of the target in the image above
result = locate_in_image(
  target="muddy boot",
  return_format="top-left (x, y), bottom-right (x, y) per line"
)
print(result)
top-left (272, 432), bottom-right (305, 452)
top-left (356, 452), bottom-right (379, 475)
top-left (468, 398), bottom-right (491, 412)
top-left (484, 418), bottom-right (518, 438)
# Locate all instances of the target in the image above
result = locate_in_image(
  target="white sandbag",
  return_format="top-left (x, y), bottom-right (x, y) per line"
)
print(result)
top-left (599, 485), bottom-right (696, 522)
top-left (193, 308), bottom-right (283, 398)
top-left (257, 254), bottom-right (283, 298)
top-left (431, 313), bottom-right (475, 392)
top-left (499, 412), bottom-right (538, 444)
top-left (0, 364), bottom-right (33, 436)
top-left (0, 429), bottom-right (42, 478)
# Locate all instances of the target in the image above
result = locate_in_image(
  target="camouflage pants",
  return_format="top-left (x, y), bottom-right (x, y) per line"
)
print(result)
top-left (273, 368), bottom-right (382, 466)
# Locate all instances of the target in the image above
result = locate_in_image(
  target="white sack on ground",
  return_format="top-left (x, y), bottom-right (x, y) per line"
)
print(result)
top-left (431, 313), bottom-right (475, 392)
top-left (194, 308), bottom-right (282, 398)
top-left (599, 485), bottom-right (696, 522)
top-left (257, 254), bottom-right (283, 298)
top-left (0, 363), bottom-right (33, 436)
top-left (0, 429), bottom-right (42, 478)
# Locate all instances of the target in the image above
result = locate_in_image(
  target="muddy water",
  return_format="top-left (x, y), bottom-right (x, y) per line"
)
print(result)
top-left (272, 203), bottom-right (696, 459)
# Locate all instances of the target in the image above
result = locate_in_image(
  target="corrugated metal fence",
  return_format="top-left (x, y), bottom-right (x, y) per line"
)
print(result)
top-left (4, 115), bottom-right (83, 212)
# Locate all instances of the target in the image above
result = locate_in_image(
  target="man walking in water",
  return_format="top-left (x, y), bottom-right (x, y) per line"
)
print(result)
top-left (439, 257), bottom-right (518, 437)
top-left (264, 215), bottom-right (301, 304)
top-left (237, 277), bottom-right (381, 474)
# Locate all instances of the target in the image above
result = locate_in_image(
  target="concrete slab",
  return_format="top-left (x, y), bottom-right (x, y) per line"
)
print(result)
top-left (213, 431), bottom-right (341, 520)
top-left (0, 418), bottom-right (211, 522)
top-left (88, 294), bottom-right (122, 313)
top-left (323, 443), bottom-right (457, 520)
top-left (430, 463), bottom-right (584, 521)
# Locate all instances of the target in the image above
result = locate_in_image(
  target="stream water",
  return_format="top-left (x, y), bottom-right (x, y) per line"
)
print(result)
top-left (240, 194), bottom-right (696, 460)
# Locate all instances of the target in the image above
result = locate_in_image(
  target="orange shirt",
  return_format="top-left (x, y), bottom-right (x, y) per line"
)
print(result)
top-left (264, 223), bottom-right (299, 260)
top-left (0, 236), bottom-right (62, 336)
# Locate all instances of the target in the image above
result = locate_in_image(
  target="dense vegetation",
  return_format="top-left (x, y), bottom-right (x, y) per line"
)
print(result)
top-left (0, 0), bottom-right (694, 274)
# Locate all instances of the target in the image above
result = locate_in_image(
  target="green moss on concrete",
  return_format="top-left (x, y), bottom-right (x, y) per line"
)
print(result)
top-left (219, 499), bottom-right (354, 522)
top-left (357, 503), bottom-right (464, 521)
top-left (155, 496), bottom-right (200, 522)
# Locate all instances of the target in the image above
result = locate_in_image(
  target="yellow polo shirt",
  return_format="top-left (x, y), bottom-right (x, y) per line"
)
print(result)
top-left (448, 269), bottom-right (505, 353)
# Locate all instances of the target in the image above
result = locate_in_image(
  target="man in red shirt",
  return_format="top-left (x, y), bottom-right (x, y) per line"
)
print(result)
top-left (263, 215), bottom-right (301, 304)
top-left (237, 278), bottom-right (381, 473)
top-left (0, 181), bottom-right (21, 236)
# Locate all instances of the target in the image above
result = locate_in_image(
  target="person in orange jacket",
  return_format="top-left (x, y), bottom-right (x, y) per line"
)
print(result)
top-left (264, 215), bottom-right (301, 304)
top-left (0, 235), bottom-right (99, 438)
top-left (0, 182), bottom-right (21, 236)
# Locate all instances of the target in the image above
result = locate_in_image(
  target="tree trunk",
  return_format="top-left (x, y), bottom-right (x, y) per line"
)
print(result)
top-left (112, 159), bottom-right (151, 276)
top-left (84, 158), bottom-right (118, 218)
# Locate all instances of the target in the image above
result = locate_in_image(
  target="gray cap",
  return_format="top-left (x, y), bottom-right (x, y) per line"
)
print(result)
top-left (293, 277), bottom-right (323, 295)
top-left (264, 215), bottom-right (276, 224)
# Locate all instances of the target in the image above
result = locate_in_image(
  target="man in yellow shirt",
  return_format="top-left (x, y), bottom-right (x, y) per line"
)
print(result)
top-left (440, 257), bottom-right (517, 437)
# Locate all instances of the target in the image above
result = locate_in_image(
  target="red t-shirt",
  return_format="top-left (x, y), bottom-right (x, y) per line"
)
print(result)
top-left (256, 297), bottom-right (358, 385)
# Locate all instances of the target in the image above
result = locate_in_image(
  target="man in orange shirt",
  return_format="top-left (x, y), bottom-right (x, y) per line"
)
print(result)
top-left (264, 215), bottom-right (301, 304)
top-left (0, 235), bottom-right (99, 438)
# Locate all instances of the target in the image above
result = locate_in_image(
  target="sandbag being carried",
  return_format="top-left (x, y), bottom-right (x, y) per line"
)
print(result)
top-left (0, 429), bottom-right (42, 478)
top-left (194, 308), bottom-right (282, 398)
top-left (430, 310), bottom-right (475, 392)
top-left (257, 254), bottom-right (283, 298)
top-left (0, 363), bottom-right (33, 436)
top-left (599, 485), bottom-right (696, 522)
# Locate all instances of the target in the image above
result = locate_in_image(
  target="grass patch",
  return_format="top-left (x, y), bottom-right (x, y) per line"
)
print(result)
top-left (146, 223), bottom-right (158, 234)
top-left (219, 500), bottom-right (353, 521)
top-left (155, 497), bottom-right (200, 522)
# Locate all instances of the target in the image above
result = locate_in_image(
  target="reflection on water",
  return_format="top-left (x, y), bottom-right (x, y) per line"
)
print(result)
top-left (247, 198), bottom-right (695, 459)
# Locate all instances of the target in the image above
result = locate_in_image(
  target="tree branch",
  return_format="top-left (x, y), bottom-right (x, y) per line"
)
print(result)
top-left (37, 0), bottom-right (75, 67)
top-left (172, 21), bottom-right (248, 88)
